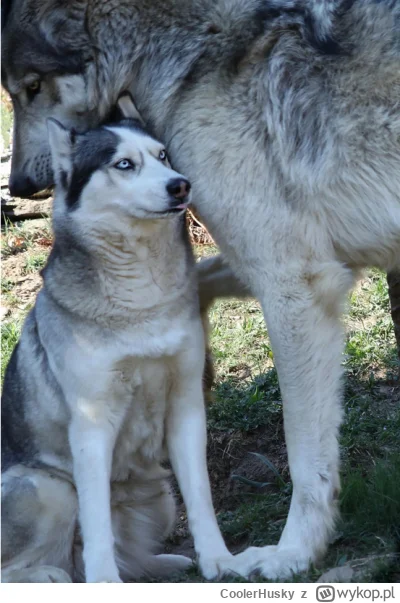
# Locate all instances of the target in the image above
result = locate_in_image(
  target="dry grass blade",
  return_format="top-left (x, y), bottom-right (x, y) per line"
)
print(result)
top-left (187, 210), bottom-right (214, 246)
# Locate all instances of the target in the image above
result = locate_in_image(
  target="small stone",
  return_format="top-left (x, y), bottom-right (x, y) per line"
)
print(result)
top-left (0, 306), bottom-right (11, 320)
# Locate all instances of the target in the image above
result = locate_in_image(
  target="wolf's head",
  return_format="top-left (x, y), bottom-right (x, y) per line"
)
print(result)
top-left (47, 95), bottom-right (191, 232)
top-left (3, 0), bottom-right (382, 199)
top-left (1, 0), bottom-right (98, 197)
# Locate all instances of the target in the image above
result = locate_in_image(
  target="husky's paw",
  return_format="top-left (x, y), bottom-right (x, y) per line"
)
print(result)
top-left (2, 565), bottom-right (72, 583)
top-left (85, 558), bottom-right (122, 583)
top-left (231, 545), bottom-right (311, 579)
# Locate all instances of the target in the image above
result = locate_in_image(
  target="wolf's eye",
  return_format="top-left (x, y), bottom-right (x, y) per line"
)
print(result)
top-left (159, 149), bottom-right (167, 161)
top-left (26, 80), bottom-right (41, 100)
top-left (114, 159), bottom-right (134, 170)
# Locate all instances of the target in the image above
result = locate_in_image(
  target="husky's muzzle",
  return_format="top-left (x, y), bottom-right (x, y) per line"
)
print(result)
top-left (166, 177), bottom-right (191, 211)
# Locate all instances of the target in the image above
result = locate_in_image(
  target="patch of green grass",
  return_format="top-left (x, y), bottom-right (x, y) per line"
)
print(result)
top-left (1, 317), bottom-right (23, 382)
top-left (340, 454), bottom-right (400, 545)
top-left (1, 292), bottom-right (21, 309)
top-left (341, 382), bottom-right (400, 468)
top-left (349, 270), bottom-right (390, 320)
top-left (193, 244), bottom-right (219, 259)
top-left (209, 297), bottom-right (273, 380)
top-left (345, 270), bottom-right (397, 376)
top-left (2, 219), bottom-right (53, 257)
top-left (218, 493), bottom-right (290, 549)
top-left (321, 454), bottom-right (400, 581)
top-left (345, 325), bottom-right (397, 375)
top-left (208, 371), bottom-right (281, 432)
top-left (23, 252), bottom-right (48, 274)
top-left (1, 277), bottom-right (21, 309)
top-left (1, 277), bottom-right (14, 293)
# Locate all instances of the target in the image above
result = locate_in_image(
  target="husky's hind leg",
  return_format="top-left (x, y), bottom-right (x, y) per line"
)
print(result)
top-left (1, 465), bottom-right (77, 582)
top-left (112, 475), bottom-right (192, 581)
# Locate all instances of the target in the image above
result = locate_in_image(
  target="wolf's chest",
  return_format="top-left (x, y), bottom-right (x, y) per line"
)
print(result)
top-left (110, 357), bottom-right (171, 480)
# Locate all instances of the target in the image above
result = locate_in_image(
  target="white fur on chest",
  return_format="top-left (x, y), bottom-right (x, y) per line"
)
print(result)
top-left (62, 318), bottom-right (191, 480)
top-left (68, 313), bottom-right (189, 383)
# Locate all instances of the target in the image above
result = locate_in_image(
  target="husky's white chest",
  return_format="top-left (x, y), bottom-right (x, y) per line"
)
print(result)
top-left (59, 315), bottom-right (192, 480)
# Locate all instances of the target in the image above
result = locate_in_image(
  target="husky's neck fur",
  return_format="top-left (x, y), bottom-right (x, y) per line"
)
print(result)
top-left (42, 213), bottom-right (195, 322)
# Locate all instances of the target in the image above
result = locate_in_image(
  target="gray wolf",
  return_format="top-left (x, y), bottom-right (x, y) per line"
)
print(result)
top-left (1, 95), bottom-right (234, 582)
top-left (2, 0), bottom-right (400, 579)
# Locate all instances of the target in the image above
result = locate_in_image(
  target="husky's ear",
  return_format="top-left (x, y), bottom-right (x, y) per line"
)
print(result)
top-left (47, 119), bottom-right (74, 189)
top-left (117, 93), bottom-right (145, 124)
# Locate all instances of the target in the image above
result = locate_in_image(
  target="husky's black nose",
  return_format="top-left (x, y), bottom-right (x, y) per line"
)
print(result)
top-left (166, 178), bottom-right (191, 201)
top-left (9, 175), bottom-right (39, 198)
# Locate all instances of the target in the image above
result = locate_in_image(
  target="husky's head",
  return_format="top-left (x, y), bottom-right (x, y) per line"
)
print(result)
top-left (47, 95), bottom-right (191, 229)
top-left (1, 0), bottom-right (96, 197)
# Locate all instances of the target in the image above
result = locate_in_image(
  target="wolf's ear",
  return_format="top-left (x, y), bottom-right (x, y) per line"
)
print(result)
top-left (38, 3), bottom-right (91, 63)
top-left (47, 119), bottom-right (74, 188)
top-left (117, 93), bottom-right (145, 124)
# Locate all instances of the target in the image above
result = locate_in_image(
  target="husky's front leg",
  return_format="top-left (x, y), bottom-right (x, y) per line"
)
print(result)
top-left (69, 406), bottom-right (122, 583)
top-left (167, 323), bottom-right (233, 579)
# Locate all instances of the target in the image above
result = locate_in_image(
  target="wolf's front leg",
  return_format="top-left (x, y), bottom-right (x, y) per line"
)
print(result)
top-left (228, 258), bottom-right (356, 579)
top-left (167, 322), bottom-right (234, 580)
top-left (69, 405), bottom-right (123, 583)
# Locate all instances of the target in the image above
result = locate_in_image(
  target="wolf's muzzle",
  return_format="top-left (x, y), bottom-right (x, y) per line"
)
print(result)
top-left (9, 174), bottom-right (39, 198)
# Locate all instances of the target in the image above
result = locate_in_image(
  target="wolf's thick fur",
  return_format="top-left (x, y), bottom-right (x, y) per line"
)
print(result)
top-left (1, 105), bottom-right (234, 582)
top-left (2, 0), bottom-right (400, 579)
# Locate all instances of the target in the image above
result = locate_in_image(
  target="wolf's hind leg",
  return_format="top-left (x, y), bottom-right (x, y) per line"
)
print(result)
top-left (1, 465), bottom-right (77, 582)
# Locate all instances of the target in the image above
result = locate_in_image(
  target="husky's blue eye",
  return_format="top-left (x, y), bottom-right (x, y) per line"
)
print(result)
top-left (114, 159), bottom-right (134, 170)
top-left (159, 150), bottom-right (167, 161)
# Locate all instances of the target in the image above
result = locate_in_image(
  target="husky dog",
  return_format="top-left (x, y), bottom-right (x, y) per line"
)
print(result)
top-left (1, 96), bottom-right (235, 583)
top-left (2, 0), bottom-right (400, 580)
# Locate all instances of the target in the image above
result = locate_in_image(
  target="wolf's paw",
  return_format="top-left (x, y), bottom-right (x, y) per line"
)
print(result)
top-left (232, 545), bottom-right (311, 579)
